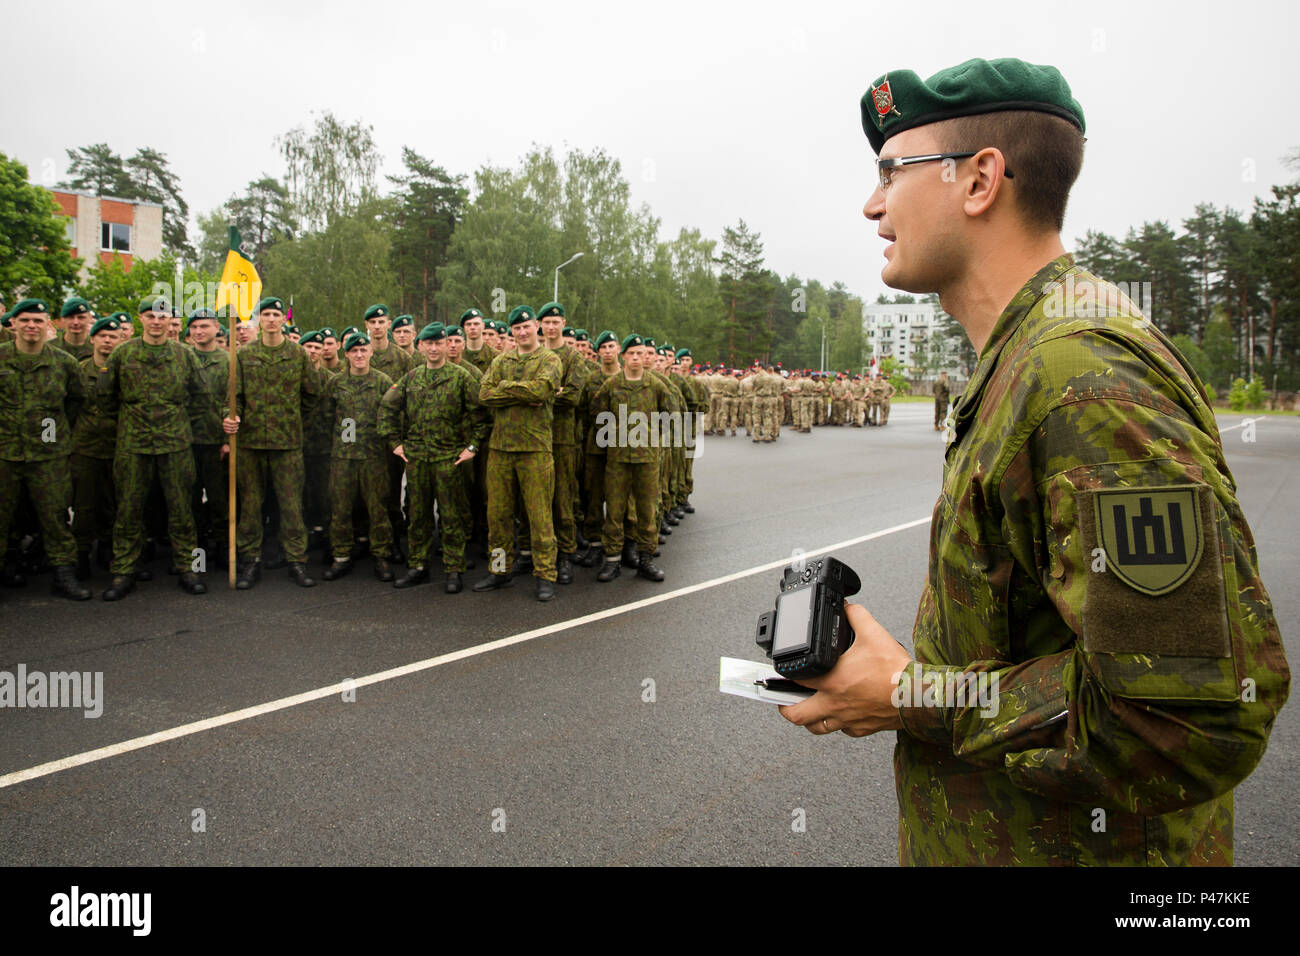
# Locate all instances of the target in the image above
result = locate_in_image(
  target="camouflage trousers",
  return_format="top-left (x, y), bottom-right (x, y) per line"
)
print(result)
top-left (112, 448), bottom-right (197, 575)
top-left (583, 452), bottom-right (637, 543)
top-left (486, 448), bottom-right (556, 581)
top-left (236, 446), bottom-right (307, 564)
top-left (192, 443), bottom-right (229, 545)
top-left (603, 459), bottom-right (659, 555)
top-left (0, 456), bottom-right (76, 566)
top-left (934, 399), bottom-right (949, 428)
top-left (879, 399), bottom-right (892, 425)
top-left (552, 441), bottom-right (578, 554)
top-left (330, 457), bottom-right (392, 560)
top-left (756, 397), bottom-right (781, 440)
top-left (303, 453), bottom-right (330, 533)
top-left (407, 456), bottom-right (471, 572)
top-left (71, 453), bottom-right (115, 552)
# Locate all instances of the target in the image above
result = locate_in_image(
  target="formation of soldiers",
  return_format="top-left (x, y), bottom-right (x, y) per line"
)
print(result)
top-left (0, 294), bottom-right (710, 604)
top-left (694, 365), bottom-right (897, 441)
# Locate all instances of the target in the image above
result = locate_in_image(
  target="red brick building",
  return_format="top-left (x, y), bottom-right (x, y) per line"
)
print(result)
top-left (50, 189), bottom-right (164, 279)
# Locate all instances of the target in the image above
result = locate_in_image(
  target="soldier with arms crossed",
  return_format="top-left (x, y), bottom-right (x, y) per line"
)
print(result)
top-left (781, 58), bottom-right (1289, 866)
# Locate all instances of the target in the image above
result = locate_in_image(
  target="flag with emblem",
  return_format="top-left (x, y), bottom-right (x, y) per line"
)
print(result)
top-left (214, 226), bottom-right (262, 324)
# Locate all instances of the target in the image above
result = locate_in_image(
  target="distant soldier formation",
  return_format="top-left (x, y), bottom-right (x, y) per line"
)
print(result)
top-left (695, 365), bottom-right (898, 440)
top-left (0, 295), bottom-right (713, 604)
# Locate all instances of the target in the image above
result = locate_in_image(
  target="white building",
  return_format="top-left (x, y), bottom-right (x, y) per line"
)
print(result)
top-left (862, 301), bottom-right (960, 376)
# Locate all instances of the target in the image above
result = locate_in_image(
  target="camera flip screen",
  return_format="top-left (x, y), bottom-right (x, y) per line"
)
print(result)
top-left (772, 587), bottom-right (815, 655)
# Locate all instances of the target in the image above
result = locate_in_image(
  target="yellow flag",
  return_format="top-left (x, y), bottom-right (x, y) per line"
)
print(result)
top-left (214, 227), bottom-right (262, 323)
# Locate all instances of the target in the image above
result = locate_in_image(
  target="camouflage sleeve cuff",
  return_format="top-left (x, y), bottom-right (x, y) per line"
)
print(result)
top-left (896, 660), bottom-right (956, 747)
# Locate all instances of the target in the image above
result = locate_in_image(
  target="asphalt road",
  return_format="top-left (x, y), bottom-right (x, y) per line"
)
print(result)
top-left (1, 403), bottom-right (1296, 866)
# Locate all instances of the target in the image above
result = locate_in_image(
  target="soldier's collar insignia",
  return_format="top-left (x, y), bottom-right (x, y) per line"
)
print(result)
top-left (871, 75), bottom-right (902, 120)
top-left (1094, 487), bottom-right (1203, 596)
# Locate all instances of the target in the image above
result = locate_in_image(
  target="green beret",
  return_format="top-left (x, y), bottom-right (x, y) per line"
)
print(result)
top-left (508, 305), bottom-right (536, 327)
top-left (460, 308), bottom-right (483, 323)
top-left (0, 310), bottom-right (9, 326)
top-left (138, 295), bottom-right (169, 314)
top-left (416, 323), bottom-right (446, 342)
top-left (363, 303), bottom-right (390, 321)
top-left (574, 329), bottom-right (589, 342)
top-left (320, 327), bottom-right (337, 339)
top-left (861, 58), bottom-right (1085, 155)
top-left (60, 297), bottom-right (92, 318)
top-left (561, 327), bottom-right (575, 339)
top-left (537, 301), bottom-right (565, 319)
top-left (284, 325), bottom-right (300, 335)
top-left (10, 298), bottom-right (49, 317)
top-left (107, 311), bottom-right (131, 324)
top-left (343, 332), bottom-right (371, 352)
top-left (445, 325), bottom-right (464, 338)
top-left (593, 330), bottom-right (616, 349)
top-left (492, 320), bottom-right (507, 333)
top-left (643, 337), bottom-right (657, 349)
top-left (218, 324), bottom-right (228, 336)
top-left (89, 316), bottom-right (121, 337)
top-left (620, 333), bottom-right (644, 353)
top-left (392, 314), bottom-right (414, 330)
top-left (256, 296), bottom-right (284, 314)
top-left (675, 348), bottom-right (691, 360)
top-left (299, 331), bottom-right (325, 345)
top-left (186, 309), bottom-right (219, 328)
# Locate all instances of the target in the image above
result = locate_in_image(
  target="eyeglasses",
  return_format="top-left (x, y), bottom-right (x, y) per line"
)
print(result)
top-left (875, 151), bottom-right (1014, 191)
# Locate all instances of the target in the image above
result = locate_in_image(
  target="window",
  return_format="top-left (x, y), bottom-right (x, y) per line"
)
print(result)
top-left (64, 217), bottom-right (77, 245)
top-left (101, 222), bottom-right (131, 252)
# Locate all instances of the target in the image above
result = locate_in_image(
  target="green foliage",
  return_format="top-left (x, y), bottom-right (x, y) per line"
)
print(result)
top-left (277, 112), bottom-right (379, 233)
top-left (1169, 333), bottom-right (1212, 390)
top-left (388, 148), bottom-right (467, 325)
top-left (0, 153), bottom-right (84, 305)
top-left (879, 356), bottom-right (910, 394)
top-left (60, 144), bottom-right (191, 257)
top-left (1202, 317), bottom-right (1237, 391)
top-left (1245, 377), bottom-right (1264, 409)
top-left (1228, 377), bottom-right (1247, 411)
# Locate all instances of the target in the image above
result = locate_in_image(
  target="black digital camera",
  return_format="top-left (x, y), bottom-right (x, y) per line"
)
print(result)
top-left (755, 556), bottom-right (861, 679)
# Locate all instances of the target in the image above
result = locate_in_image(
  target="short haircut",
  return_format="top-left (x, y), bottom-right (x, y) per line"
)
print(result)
top-left (933, 110), bottom-right (1084, 233)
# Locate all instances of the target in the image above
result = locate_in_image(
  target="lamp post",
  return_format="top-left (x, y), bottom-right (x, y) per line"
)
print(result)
top-left (554, 252), bottom-right (584, 302)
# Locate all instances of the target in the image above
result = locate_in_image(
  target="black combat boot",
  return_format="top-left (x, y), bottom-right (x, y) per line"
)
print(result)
top-left (178, 572), bottom-right (207, 595)
top-left (133, 566), bottom-right (154, 582)
top-left (373, 556), bottom-right (394, 582)
top-left (578, 545), bottom-right (603, 569)
top-left (394, 565), bottom-right (429, 589)
top-left (556, 556), bottom-right (573, 585)
top-left (472, 572), bottom-right (513, 592)
top-left (621, 543), bottom-right (639, 568)
top-left (52, 566), bottom-right (92, 601)
top-left (671, 506), bottom-right (686, 520)
top-left (101, 575), bottom-right (135, 601)
top-left (536, 578), bottom-right (556, 602)
top-left (597, 558), bottom-right (621, 583)
top-left (265, 549), bottom-right (288, 571)
top-left (664, 511), bottom-right (680, 526)
top-left (288, 563), bottom-right (317, 587)
top-left (682, 500), bottom-right (694, 513)
top-left (511, 551), bottom-right (534, 578)
top-left (444, 572), bottom-right (462, 594)
top-left (322, 557), bottom-right (353, 581)
top-left (1, 560), bottom-right (25, 588)
top-left (236, 559), bottom-right (261, 590)
top-left (637, 553), bottom-right (665, 582)
top-left (75, 551), bottom-right (91, 581)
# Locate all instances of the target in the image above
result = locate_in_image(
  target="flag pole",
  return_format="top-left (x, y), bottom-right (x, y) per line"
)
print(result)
top-left (227, 311), bottom-right (238, 590)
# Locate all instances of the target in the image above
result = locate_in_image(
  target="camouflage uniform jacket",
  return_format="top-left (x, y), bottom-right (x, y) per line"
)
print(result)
top-left (591, 371), bottom-right (673, 465)
top-left (100, 338), bottom-right (203, 454)
top-left (369, 341), bottom-right (413, 383)
top-left (461, 344), bottom-right (496, 375)
top-left (73, 357), bottom-right (117, 459)
top-left (303, 365), bottom-right (339, 457)
top-left (323, 368), bottom-right (394, 460)
top-left (380, 362), bottom-right (490, 463)
top-left (53, 334), bottom-right (94, 363)
top-left (895, 255), bottom-right (1289, 866)
top-left (546, 343), bottom-right (589, 447)
top-left (479, 347), bottom-right (562, 452)
top-left (231, 338), bottom-right (320, 450)
top-left (580, 365), bottom-right (621, 456)
top-left (0, 342), bottom-right (84, 461)
top-left (188, 346), bottom-right (230, 445)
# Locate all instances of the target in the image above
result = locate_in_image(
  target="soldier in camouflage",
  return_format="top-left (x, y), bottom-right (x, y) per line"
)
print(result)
top-left (55, 297), bottom-right (95, 363)
top-left (474, 306), bottom-right (563, 602)
top-left (380, 323), bottom-right (490, 593)
top-left (98, 296), bottom-right (206, 599)
top-left (363, 304), bottom-right (415, 561)
top-left (71, 315), bottom-right (122, 578)
top-left (0, 299), bottom-right (90, 600)
top-left (536, 303), bottom-right (588, 585)
top-left (186, 309), bottom-right (231, 565)
top-left (782, 57), bottom-right (1289, 866)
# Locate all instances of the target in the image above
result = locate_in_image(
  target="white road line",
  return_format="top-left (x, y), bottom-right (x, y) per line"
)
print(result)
top-left (1217, 417), bottom-right (1261, 432)
top-left (0, 516), bottom-right (931, 791)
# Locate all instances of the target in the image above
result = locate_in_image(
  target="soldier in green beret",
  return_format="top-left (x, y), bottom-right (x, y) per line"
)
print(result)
top-left (185, 309), bottom-right (231, 566)
top-left (70, 315), bottom-right (123, 578)
top-left (98, 297), bottom-right (207, 599)
top-left (319, 333), bottom-right (396, 582)
top-left (473, 306), bottom-right (563, 601)
top-left (0, 299), bottom-right (92, 599)
top-left (459, 309), bottom-right (495, 375)
top-left (535, 302), bottom-right (588, 584)
top-left (391, 314), bottom-right (416, 357)
top-left (55, 297), bottom-right (95, 362)
top-left (780, 57), bottom-right (1290, 868)
top-left (575, 329), bottom-right (629, 568)
top-left (221, 296), bottom-right (321, 588)
top-left (319, 328), bottom-right (342, 374)
top-left (362, 304), bottom-right (414, 560)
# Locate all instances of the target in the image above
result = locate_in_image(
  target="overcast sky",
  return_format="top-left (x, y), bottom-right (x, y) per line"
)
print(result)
top-left (4, 0), bottom-right (1296, 305)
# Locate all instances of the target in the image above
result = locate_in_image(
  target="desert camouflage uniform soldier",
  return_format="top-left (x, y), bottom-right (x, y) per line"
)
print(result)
top-left (223, 296), bottom-right (322, 589)
top-left (782, 57), bottom-right (1290, 867)
top-left (0, 299), bottom-right (90, 600)
top-left (99, 296), bottom-right (207, 600)
top-left (473, 305), bottom-right (563, 602)
top-left (381, 323), bottom-right (491, 593)
top-left (932, 371), bottom-right (950, 431)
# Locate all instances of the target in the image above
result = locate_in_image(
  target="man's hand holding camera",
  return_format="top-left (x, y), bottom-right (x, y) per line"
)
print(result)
top-left (779, 603), bottom-right (912, 737)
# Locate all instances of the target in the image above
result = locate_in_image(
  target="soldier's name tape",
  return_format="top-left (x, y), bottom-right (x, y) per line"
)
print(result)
top-left (0, 516), bottom-right (931, 792)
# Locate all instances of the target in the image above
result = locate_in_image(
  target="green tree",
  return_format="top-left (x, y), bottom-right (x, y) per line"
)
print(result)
top-left (0, 153), bottom-right (83, 306)
top-left (387, 148), bottom-right (467, 325)
top-left (124, 148), bottom-right (191, 257)
top-left (59, 143), bottom-right (132, 197)
top-left (1169, 333), bottom-right (1212, 388)
top-left (1202, 316), bottom-right (1236, 393)
top-left (277, 112), bottom-right (380, 233)
top-left (716, 219), bottom-right (769, 365)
